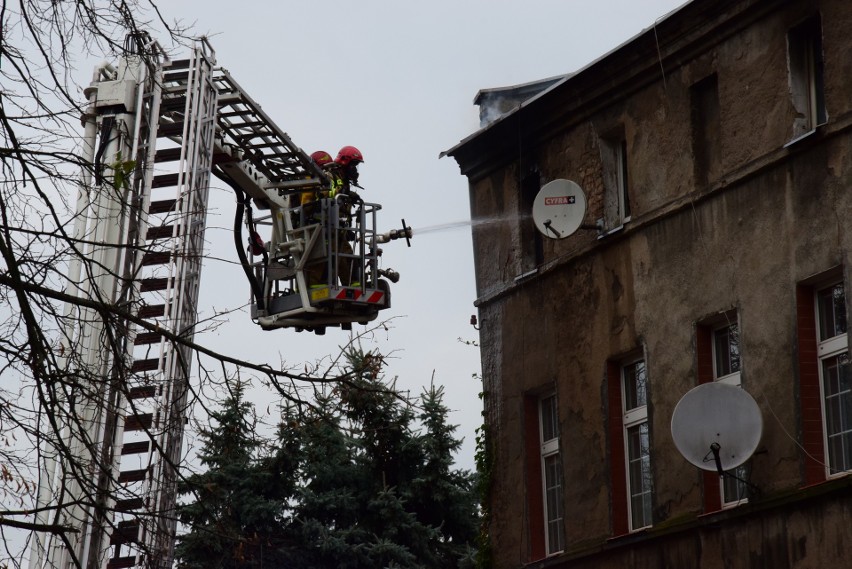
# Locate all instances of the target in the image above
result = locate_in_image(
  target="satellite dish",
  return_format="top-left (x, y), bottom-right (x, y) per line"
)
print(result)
top-left (531, 179), bottom-right (588, 239)
top-left (670, 382), bottom-right (762, 472)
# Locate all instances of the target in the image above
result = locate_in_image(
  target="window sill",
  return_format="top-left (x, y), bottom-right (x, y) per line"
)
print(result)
top-left (597, 223), bottom-right (625, 240)
top-left (783, 122), bottom-right (827, 148)
top-left (514, 268), bottom-right (539, 283)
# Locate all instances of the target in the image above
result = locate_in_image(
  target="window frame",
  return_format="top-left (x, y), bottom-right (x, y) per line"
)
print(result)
top-left (539, 393), bottom-right (565, 555)
top-left (708, 320), bottom-right (750, 507)
top-left (814, 281), bottom-right (852, 477)
top-left (621, 358), bottom-right (651, 531)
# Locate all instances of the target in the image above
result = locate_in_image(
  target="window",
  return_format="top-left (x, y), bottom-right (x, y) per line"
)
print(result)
top-left (816, 282), bottom-right (852, 475)
top-left (711, 323), bottom-right (749, 506)
top-left (539, 394), bottom-right (565, 555)
top-left (600, 134), bottom-right (630, 230)
top-left (520, 169), bottom-right (544, 270)
top-left (787, 15), bottom-right (826, 140)
top-left (622, 360), bottom-right (652, 530)
top-left (713, 323), bottom-right (740, 383)
top-left (690, 73), bottom-right (721, 187)
top-left (696, 314), bottom-right (750, 510)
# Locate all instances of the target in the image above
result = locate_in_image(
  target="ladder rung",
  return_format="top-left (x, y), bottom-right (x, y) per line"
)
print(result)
top-left (148, 199), bottom-right (177, 214)
top-left (154, 147), bottom-right (182, 162)
top-left (165, 59), bottom-right (190, 70)
top-left (139, 277), bottom-right (170, 292)
top-left (124, 413), bottom-right (153, 432)
top-left (152, 173), bottom-right (180, 188)
top-left (110, 521), bottom-right (141, 545)
top-left (163, 70), bottom-right (189, 82)
top-left (115, 497), bottom-right (145, 512)
top-left (107, 555), bottom-right (140, 569)
top-left (131, 359), bottom-right (159, 373)
top-left (134, 332), bottom-right (163, 346)
top-left (121, 441), bottom-right (150, 455)
top-left (118, 469), bottom-right (148, 483)
top-left (159, 96), bottom-right (186, 112)
top-left (145, 225), bottom-right (176, 240)
top-left (128, 385), bottom-right (157, 399)
top-left (138, 304), bottom-right (165, 319)
top-left (140, 251), bottom-right (171, 266)
top-left (158, 122), bottom-right (183, 137)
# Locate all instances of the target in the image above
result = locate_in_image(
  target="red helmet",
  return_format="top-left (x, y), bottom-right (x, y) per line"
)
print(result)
top-left (335, 146), bottom-right (364, 166)
top-left (310, 150), bottom-right (333, 167)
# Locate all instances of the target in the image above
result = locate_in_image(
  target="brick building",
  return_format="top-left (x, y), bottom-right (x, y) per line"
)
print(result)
top-left (446, 0), bottom-right (852, 567)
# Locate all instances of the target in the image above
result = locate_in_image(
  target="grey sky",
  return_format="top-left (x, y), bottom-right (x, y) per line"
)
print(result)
top-left (161, 0), bottom-right (689, 469)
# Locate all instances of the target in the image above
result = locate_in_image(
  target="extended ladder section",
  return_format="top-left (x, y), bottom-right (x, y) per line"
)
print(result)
top-left (211, 69), bottom-right (328, 200)
top-left (208, 68), bottom-right (409, 334)
top-left (105, 43), bottom-right (219, 569)
top-left (30, 41), bottom-right (218, 569)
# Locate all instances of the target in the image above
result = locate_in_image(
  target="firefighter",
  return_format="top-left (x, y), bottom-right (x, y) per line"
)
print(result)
top-left (329, 146), bottom-right (364, 286)
top-left (331, 145), bottom-right (364, 195)
top-left (303, 150), bottom-right (334, 210)
top-left (302, 150), bottom-right (335, 287)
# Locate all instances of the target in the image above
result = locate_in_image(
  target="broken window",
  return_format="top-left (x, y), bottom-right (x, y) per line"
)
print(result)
top-left (600, 133), bottom-right (631, 230)
top-left (787, 15), bottom-right (827, 140)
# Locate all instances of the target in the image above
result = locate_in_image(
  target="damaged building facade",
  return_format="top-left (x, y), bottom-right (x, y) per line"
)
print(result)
top-left (447, 0), bottom-right (852, 567)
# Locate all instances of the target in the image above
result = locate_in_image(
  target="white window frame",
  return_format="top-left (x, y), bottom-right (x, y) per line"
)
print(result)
top-left (711, 320), bottom-right (749, 507)
top-left (539, 394), bottom-right (565, 555)
top-left (815, 281), bottom-right (852, 477)
top-left (622, 358), bottom-right (651, 531)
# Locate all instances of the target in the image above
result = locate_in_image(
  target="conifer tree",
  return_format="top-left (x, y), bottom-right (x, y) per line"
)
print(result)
top-left (413, 384), bottom-right (479, 567)
top-left (175, 383), bottom-right (298, 568)
top-left (176, 351), bottom-right (480, 569)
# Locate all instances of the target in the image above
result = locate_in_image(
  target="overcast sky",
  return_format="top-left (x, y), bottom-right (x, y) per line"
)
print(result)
top-left (157, 0), bottom-right (690, 470)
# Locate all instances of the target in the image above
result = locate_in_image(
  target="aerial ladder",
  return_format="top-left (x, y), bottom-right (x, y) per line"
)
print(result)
top-left (29, 36), bottom-right (409, 569)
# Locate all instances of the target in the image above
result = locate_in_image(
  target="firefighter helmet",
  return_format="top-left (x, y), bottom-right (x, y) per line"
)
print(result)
top-left (310, 150), bottom-right (333, 167)
top-left (335, 145), bottom-right (364, 166)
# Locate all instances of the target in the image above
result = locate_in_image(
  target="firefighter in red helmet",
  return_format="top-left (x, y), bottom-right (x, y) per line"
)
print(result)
top-left (301, 150), bottom-right (336, 287)
top-left (332, 145), bottom-right (364, 195)
top-left (329, 146), bottom-right (365, 285)
top-left (302, 150), bottom-right (334, 206)
top-left (311, 149), bottom-right (334, 166)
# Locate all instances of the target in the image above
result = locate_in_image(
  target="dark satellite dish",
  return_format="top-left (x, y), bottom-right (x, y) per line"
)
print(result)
top-left (531, 179), bottom-right (587, 239)
top-left (670, 382), bottom-right (762, 472)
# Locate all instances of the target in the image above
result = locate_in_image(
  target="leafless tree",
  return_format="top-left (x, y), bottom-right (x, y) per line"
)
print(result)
top-left (0, 3), bottom-right (363, 568)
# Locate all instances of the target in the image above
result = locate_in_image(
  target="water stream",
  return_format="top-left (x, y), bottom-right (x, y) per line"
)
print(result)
top-left (412, 213), bottom-right (530, 235)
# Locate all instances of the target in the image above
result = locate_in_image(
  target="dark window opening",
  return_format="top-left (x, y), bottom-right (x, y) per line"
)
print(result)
top-left (521, 169), bottom-right (544, 269)
top-left (690, 73), bottom-right (721, 187)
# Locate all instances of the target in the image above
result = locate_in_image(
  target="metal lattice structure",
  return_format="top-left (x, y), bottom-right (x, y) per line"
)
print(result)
top-left (30, 34), bottom-right (409, 569)
top-left (29, 40), bottom-right (220, 569)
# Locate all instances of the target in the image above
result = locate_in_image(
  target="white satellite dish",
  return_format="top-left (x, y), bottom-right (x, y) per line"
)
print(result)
top-left (670, 382), bottom-right (762, 472)
top-left (531, 179), bottom-right (588, 239)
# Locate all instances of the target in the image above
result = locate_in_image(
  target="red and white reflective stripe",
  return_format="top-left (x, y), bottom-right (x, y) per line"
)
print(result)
top-left (334, 288), bottom-right (384, 304)
top-left (335, 288), bottom-right (362, 300)
top-left (366, 291), bottom-right (383, 303)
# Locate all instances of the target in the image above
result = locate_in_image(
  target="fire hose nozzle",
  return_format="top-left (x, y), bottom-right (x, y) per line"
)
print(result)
top-left (378, 268), bottom-right (400, 283)
top-left (375, 219), bottom-right (413, 246)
